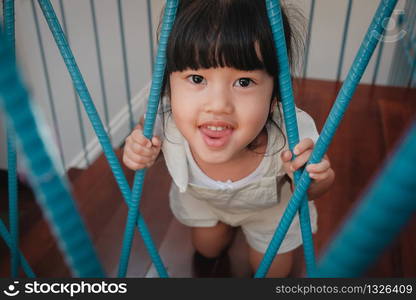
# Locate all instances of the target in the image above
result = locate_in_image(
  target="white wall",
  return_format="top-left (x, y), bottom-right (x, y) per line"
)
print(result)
top-left (289, 0), bottom-right (406, 83)
top-left (1, 0), bottom-right (157, 170)
top-left (0, 0), bottom-right (408, 170)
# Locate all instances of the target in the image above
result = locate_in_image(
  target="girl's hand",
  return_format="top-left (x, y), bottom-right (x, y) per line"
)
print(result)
top-left (122, 123), bottom-right (162, 170)
top-left (281, 138), bottom-right (335, 198)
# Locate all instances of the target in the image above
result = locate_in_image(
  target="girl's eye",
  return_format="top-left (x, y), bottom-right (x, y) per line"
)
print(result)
top-left (235, 78), bottom-right (254, 88)
top-left (188, 75), bottom-right (205, 85)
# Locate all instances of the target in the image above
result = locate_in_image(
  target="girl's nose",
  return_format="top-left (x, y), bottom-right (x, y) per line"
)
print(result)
top-left (204, 85), bottom-right (234, 115)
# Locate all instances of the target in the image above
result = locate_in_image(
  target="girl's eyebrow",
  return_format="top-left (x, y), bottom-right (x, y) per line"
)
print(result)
top-left (178, 68), bottom-right (268, 79)
top-left (180, 69), bottom-right (205, 75)
top-left (236, 69), bottom-right (267, 78)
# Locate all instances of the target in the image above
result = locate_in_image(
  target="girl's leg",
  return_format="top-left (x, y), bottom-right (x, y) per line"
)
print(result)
top-left (248, 246), bottom-right (294, 278)
top-left (191, 221), bottom-right (235, 258)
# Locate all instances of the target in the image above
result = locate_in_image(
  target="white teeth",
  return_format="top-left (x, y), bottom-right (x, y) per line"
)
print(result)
top-left (206, 126), bottom-right (226, 131)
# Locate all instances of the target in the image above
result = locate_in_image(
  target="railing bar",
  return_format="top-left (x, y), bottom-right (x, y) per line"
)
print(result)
top-left (58, 0), bottom-right (90, 166)
top-left (302, 0), bottom-right (315, 78)
top-left (336, 0), bottom-right (353, 82)
top-left (31, 0), bottom-right (66, 169)
top-left (146, 0), bottom-right (155, 68)
top-left (116, 0), bottom-right (134, 131)
top-left (90, 0), bottom-right (112, 144)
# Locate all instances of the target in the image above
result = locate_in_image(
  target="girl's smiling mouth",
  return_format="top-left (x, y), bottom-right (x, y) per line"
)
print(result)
top-left (198, 121), bottom-right (235, 148)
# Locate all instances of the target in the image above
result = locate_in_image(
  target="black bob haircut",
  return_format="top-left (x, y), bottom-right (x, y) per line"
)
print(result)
top-left (157, 0), bottom-right (304, 153)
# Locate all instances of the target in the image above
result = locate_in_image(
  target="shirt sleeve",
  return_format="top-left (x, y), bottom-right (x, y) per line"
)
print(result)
top-left (296, 107), bottom-right (320, 144)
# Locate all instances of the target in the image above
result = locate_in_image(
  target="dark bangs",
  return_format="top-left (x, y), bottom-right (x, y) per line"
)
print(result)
top-left (165, 0), bottom-right (287, 80)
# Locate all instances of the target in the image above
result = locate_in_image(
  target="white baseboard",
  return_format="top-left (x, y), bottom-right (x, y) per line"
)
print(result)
top-left (67, 84), bottom-right (150, 170)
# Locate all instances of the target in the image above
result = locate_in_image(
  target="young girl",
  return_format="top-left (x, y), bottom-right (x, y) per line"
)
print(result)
top-left (123, 0), bottom-right (334, 277)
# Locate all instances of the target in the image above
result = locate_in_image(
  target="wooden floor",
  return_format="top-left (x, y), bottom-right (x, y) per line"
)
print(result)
top-left (1, 79), bottom-right (415, 278)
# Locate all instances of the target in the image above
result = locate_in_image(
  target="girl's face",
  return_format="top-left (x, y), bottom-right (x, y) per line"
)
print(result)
top-left (170, 67), bottom-right (274, 165)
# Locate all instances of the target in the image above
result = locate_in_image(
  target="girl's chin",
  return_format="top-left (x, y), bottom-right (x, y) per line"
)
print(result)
top-left (192, 145), bottom-right (234, 165)
top-left (196, 151), bottom-right (228, 164)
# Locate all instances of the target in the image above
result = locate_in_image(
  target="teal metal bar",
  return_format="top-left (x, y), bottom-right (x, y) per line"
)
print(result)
top-left (36, 0), bottom-right (168, 277)
top-left (57, 0), bottom-right (90, 166)
top-left (336, 0), bottom-right (353, 82)
top-left (314, 122), bottom-right (416, 277)
top-left (0, 25), bottom-right (104, 277)
top-left (262, 0), bottom-right (316, 277)
top-left (118, 0), bottom-right (178, 278)
top-left (4, 0), bottom-right (19, 277)
top-left (303, 0), bottom-right (315, 78)
top-left (90, 0), bottom-right (112, 144)
top-left (31, 1), bottom-right (66, 169)
top-left (0, 220), bottom-right (35, 278)
top-left (255, 0), bottom-right (398, 278)
top-left (116, 0), bottom-right (134, 131)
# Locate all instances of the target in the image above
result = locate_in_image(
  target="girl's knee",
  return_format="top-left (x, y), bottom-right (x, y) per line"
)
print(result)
top-left (249, 247), bottom-right (294, 278)
top-left (191, 222), bottom-right (234, 258)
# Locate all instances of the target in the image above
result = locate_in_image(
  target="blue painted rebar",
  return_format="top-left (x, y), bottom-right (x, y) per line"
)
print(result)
top-left (255, 0), bottom-right (398, 278)
top-left (116, 0), bottom-right (134, 131)
top-left (118, 0), bottom-right (178, 278)
top-left (0, 220), bottom-right (35, 278)
top-left (336, 0), bottom-right (353, 83)
top-left (264, 0), bottom-right (316, 277)
top-left (36, 0), bottom-right (167, 277)
top-left (57, 0), bottom-right (90, 166)
top-left (30, 1), bottom-right (66, 170)
top-left (0, 27), bottom-right (104, 278)
top-left (314, 122), bottom-right (416, 277)
top-left (90, 0), bottom-right (112, 144)
top-left (4, 0), bottom-right (19, 277)
top-left (303, 0), bottom-right (315, 78)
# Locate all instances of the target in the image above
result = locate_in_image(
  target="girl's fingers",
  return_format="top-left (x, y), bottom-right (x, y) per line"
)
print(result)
top-left (123, 155), bottom-right (145, 170)
top-left (130, 142), bottom-right (154, 157)
top-left (124, 147), bottom-right (153, 163)
top-left (291, 149), bottom-right (312, 171)
top-left (280, 150), bottom-right (292, 162)
top-left (309, 171), bottom-right (330, 181)
top-left (306, 159), bottom-right (330, 173)
top-left (151, 136), bottom-right (162, 147)
top-left (293, 138), bottom-right (314, 155)
top-left (131, 129), bottom-right (152, 147)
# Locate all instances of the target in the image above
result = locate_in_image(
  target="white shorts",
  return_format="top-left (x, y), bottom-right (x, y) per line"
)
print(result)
top-left (169, 181), bottom-right (318, 254)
